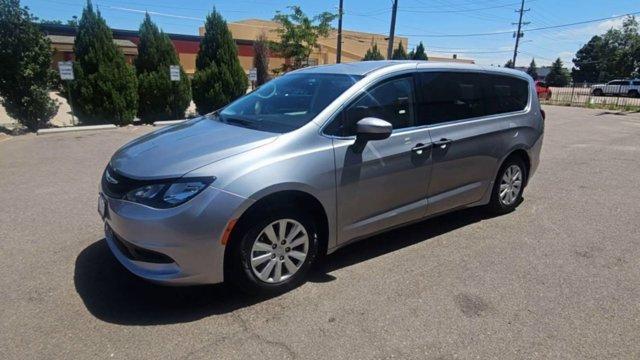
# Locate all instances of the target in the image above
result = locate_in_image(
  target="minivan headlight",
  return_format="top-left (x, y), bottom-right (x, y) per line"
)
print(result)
top-left (124, 177), bottom-right (215, 208)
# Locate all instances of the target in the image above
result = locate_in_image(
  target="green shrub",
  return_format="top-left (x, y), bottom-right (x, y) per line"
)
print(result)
top-left (0, 0), bottom-right (59, 131)
top-left (192, 8), bottom-right (247, 114)
top-left (135, 14), bottom-right (190, 122)
top-left (70, 0), bottom-right (138, 125)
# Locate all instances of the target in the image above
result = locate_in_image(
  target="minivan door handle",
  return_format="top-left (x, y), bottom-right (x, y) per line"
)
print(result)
top-left (411, 143), bottom-right (432, 154)
top-left (433, 138), bottom-right (453, 149)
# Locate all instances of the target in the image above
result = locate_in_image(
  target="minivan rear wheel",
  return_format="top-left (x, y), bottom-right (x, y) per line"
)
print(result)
top-left (487, 157), bottom-right (526, 214)
top-left (227, 207), bottom-right (319, 295)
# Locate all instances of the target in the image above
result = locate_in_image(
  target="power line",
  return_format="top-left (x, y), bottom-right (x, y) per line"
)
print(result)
top-left (397, 11), bottom-right (640, 37)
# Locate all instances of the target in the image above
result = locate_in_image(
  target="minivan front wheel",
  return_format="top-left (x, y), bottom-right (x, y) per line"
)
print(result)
top-left (228, 208), bottom-right (318, 294)
top-left (487, 157), bottom-right (526, 214)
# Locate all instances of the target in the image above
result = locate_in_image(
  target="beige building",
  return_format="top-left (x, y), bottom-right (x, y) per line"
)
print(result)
top-left (214, 19), bottom-right (411, 71)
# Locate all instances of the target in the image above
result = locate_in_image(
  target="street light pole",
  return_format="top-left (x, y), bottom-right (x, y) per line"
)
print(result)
top-left (337, 0), bottom-right (344, 63)
top-left (387, 0), bottom-right (398, 59)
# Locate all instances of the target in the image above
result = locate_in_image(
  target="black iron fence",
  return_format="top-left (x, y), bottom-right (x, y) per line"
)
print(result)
top-left (540, 83), bottom-right (640, 110)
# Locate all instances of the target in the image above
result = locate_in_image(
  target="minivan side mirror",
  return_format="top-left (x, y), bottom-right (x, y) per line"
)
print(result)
top-left (351, 117), bottom-right (392, 153)
top-left (356, 117), bottom-right (392, 142)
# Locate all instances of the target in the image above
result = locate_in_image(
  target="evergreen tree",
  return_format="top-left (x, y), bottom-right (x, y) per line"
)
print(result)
top-left (545, 58), bottom-right (571, 86)
top-left (411, 42), bottom-right (428, 60)
top-left (253, 33), bottom-right (270, 86)
top-left (526, 58), bottom-right (538, 79)
top-left (0, 0), bottom-right (58, 131)
top-left (70, 0), bottom-right (137, 125)
top-left (363, 40), bottom-right (384, 61)
top-left (135, 13), bottom-right (191, 122)
top-left (391, 42), bottom-right (408, 60)
top-left (192, 8), bottom-right (247, 114)
top-left (504, 59), bottom-right (514, 68)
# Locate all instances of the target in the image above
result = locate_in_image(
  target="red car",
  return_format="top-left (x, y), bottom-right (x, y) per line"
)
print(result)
top-left (535, 81), bottom-right (552, 100)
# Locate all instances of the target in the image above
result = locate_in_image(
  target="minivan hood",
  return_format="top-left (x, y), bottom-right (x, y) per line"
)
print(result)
top-left (110, 117), bottom-right (277, 179)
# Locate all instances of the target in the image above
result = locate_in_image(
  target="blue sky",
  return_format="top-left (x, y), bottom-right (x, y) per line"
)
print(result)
top-left (24, 0), bottom-right (640, 67)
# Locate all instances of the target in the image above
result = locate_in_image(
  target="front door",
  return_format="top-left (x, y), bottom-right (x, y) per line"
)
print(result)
top-left (327, 76), bottom-right (432, 243)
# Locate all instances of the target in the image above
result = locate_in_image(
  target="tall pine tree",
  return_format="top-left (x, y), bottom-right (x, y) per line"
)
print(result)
top-left (135, 14), bottom-right (191, 122)
top-left (0, 0), bottom-right (58, 131)
top-left (545, 58), bottom-right (570, 86)
top-left (391, 42), bottom-right (408, 60)
top-left (192, 8), bottom-right (247, 114)
top-left (71, 0), bottom-right (137, 125)
top-left (527, 58), bottom-right (539, 79)
top-left (253, 33), bottom-right (270, 86)
top-left (411, 42), bottom-right (428, 60)
top-left (363, 40), bottom-right (384, 61)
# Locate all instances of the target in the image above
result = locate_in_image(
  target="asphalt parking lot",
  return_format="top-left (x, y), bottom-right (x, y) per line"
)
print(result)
top-left (1, 105), bottom-right (639, 359)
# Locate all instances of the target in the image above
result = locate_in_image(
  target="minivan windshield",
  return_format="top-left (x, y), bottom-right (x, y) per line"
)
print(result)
top-left (217, 73), bottom-right (362, 133)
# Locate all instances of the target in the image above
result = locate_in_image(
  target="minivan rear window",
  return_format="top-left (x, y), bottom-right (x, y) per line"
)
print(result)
top-left (417, 72), bottom-right (529, 125)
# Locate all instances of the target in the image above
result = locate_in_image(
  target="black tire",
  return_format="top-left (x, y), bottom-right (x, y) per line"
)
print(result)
top-left (628, 90), bottom-right (639, 98)
top-left (226, 207), bottom-right (319, 295)
top-left (486, 157), bottom-right (527, 215)
top-left (592, 89), bottom-right (603, 96)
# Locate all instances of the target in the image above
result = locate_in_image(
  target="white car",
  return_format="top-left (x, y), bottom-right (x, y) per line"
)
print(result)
top-left (591, 79), bottom-right (640, 97)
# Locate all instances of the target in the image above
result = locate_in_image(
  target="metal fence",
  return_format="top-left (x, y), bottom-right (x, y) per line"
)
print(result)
top-left (541, 84), bottom-right (640, 110)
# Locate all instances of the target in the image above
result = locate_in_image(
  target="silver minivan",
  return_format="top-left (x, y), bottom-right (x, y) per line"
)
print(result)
top-left (98, 61), bottom-right (544, 294)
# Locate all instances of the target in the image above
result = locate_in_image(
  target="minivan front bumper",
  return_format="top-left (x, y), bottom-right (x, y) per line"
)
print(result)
top-left (100, 186), bottom-right (250, 285)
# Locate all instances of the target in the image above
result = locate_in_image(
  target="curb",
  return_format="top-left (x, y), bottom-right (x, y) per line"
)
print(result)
top-left (37, 124), bottom-right (117, 135)
top-left (153, 120), bottom-right (186, 126)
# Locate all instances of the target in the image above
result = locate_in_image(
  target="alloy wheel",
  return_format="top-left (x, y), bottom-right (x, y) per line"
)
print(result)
top-left (499, 165), bottom-right (523, 206)
top-left (250, 219), bottom-right (309, 284)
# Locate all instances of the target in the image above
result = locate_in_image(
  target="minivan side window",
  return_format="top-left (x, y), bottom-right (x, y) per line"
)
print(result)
top-left (485, 74), bottom-right (529, 115)
top-left (417, 72), bottom-right (486, 124)
top-left (325, 77), bottom-right (415, 137)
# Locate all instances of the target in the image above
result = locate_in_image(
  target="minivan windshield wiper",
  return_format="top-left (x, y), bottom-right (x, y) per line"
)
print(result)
top-left (222, 116), bottom-right (260, 130)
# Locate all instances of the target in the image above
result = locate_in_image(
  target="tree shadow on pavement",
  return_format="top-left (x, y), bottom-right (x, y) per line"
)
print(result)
top-left (74, 207), bottom-right (496, 325)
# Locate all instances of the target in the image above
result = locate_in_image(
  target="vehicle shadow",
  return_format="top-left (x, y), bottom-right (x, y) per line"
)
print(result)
top-left (74, 207), bottom-right (498, 325)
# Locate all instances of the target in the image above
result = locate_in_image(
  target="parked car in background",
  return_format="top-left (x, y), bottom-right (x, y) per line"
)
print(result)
top-left (535, 81), bottom-right (552, 100)
top-left (98, 61), bottom-right (544, 294)
top-left (591, 79), bottom-right (640, 97)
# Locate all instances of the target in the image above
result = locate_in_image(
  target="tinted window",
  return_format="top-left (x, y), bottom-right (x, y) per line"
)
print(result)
top-left (417, 72), bottom-right (486, 124)
top-left (485, 74), bottom-right (529, 115)
top-left (633, 81), bottom-right (640, 85)
top-left (325, 77), bottom-right (415, 136)
top-left (219, 73), bottom-right (361, 133)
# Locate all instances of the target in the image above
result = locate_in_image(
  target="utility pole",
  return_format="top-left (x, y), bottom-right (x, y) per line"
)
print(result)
top-left (336, 0), bottom-right (344, 63)
top-left (387, 0), bottom-right (398, 59)
top-left (511, 0), bottom-right (530, 67)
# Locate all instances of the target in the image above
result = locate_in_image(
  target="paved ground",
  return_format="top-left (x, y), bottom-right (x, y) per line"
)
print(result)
top-left (1, 106), bottom-right (639, 359)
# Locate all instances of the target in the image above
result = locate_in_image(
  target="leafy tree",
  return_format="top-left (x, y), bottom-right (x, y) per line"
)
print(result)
top-left (253, 33), bottom-right (270, 86)
top-left (545, 58), bottom-right (570, 86)
top-left (363, 40), bottom-right (384, 61)
top-left (526, 58), bottom-right (538, 79)
top-left (192, 8), bottom-right (247, 114)
top-left (504, 59), bottom-right (514, 68)
top-left (135, 13), bottom-right (191, 122)
top-left (391, 42), bottom-right (407, 60)
top-left (39, 16), bottom-right (78, 27)
top-left (70, 0), bottom-right (137, 125)
top-left (0, 0), bottom-right (58, 131)
top-left (411, 42), bottom-right (428, 60)
top-left (271, 6), bottom-right (336, 71)
top-left (572, 16), bottom-right (640, 82)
